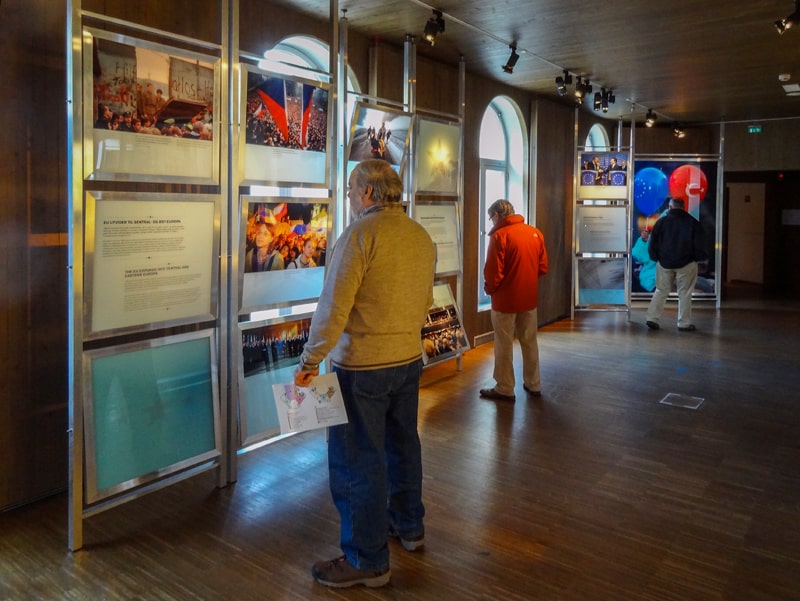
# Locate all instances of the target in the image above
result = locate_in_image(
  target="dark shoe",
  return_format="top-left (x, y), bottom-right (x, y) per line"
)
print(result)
top-left (523, 385), bottom-right (542, 397)
top-left (479, 388), bottom-right (515, 401)
top-left (311, 555), bottom-right (390, 588)
top-left (388, 524), bottom-right (425, 551)
top-left (678, 324), bottom-right (697, 332)
top-left (646, 320), bottom-right (660, 330)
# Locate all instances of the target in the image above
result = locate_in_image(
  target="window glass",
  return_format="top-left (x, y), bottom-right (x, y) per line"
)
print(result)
top-left (477, 97), bottom-right (527, 310)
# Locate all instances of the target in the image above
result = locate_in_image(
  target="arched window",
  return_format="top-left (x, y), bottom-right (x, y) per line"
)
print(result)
top-left (585, 123), bottom-right (610, 151)
top-left (478, 96), bottom-right (526, 310)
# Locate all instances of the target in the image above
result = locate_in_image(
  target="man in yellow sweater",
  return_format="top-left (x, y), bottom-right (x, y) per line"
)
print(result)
top-left (295, 159), bottom-right (436, 588)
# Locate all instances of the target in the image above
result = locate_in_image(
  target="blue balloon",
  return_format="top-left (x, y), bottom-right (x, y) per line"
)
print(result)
top-left (633, 167), bottom-right (668, 216)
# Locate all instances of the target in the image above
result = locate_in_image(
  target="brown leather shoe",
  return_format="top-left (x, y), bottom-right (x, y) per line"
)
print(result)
top-left (479, 388), bottom-right (515, 401)
top-left (311, 555), bottom-right (390, 588)
top-left (523, 385), bottom-right (542, 397)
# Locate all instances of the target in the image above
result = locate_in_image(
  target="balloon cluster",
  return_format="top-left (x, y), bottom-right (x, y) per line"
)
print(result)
top-left (633, 164), bottom-right (708, 218)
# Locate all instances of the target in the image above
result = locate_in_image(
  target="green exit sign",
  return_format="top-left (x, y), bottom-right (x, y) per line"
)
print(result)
top-left (747, 125), bottom-right (762, 134)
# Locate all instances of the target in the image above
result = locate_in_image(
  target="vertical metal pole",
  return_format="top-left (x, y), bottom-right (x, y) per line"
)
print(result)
top-left (66, 0), bottom-right (84, 552)
top-left (716, 122), bottom-right (725, 310)
top-left (570, 105), bottom-right (579, 320)
top-left (336, 3), bottom-right (346, 235)
top-left (221, 0), bottom-right (235, 485)
top-left (456, 56), bottom-right (465, 372)
top-left (404, 34), bottom-right (416, 212)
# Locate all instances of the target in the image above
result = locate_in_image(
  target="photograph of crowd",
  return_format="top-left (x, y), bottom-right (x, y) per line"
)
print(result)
top-left (241, 318), bottom-right (311, 377)
top-left (243, 201), bottom-right (328, 274)
top-left (92, 36), bottom-right (214, 141)
top-left (245, 72), bottom-right (328, 152)
top-left (347, 103), bottom-right (411, 169)
top-left (421, 303), bottom-right (468, 364)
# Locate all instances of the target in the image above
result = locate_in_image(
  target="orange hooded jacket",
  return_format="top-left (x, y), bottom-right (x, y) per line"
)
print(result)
top-left (483, 214), bottom-right (548, 313)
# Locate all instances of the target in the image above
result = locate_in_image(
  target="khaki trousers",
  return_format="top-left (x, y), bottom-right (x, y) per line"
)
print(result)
top-left (490, 308), bottom-right (540, 396)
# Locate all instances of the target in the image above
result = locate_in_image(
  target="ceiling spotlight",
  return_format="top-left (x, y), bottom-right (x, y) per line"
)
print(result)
top-left (574, 76), bottom-right (585, 103)
top-left (673, 126), bottom-right (687, 138)
top-left (555, 70), bottom-right (572, 95)
top-left (775, 0), bottom-right (800, 33)
top-left (593, 91), bottom-right (602, 111)
top-left (600, 88), bottom-right (609, 112)
top-left (423, 9), bottom-right (445, 46)
top-left (645, 109), bottom-right (657, 127)
top-left (502, 45), bottom-right (520, 74)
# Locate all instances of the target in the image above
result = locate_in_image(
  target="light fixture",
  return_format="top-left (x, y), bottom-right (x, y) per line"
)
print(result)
top-left (775, 0), bottom-right (800, 34)
top-left (574, 77), bottom-right (591, 104)
top-left (555, 70), bottom-right (572, 96)
top-left (423, 9), bottom-right (445, 46)
top-left (673, 125), bottom-right (686, 138)
top-left (600, 88), bottom-right (615, 113)
top-left (593, 91), bottom-right (602, 111)
top-left (502, 45), bottom-right (520, 74)
top-left (645, 109), bottom-right (657, 127)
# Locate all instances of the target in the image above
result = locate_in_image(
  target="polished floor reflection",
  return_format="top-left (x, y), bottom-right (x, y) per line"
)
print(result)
top-left (2, 299), bottom-right (799, 600)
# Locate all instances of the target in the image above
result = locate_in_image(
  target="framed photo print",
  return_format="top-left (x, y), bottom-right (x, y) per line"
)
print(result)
top-left (239, 197), bottom-right (330, 313)
top-left (345, 101), bottom-right (412, 179)
top-left (83, 28), bottom-right (219, 184)
top-left (422, 282), bottom-right (469, 366)
top-left (239, 314), bottom-right (319, 446)
top-left (631, 158), bottom-right (718, 297)
top-left (239, 64), bottom-right (330, 186)
top-left (83, 329), bottom-right (221, 504)
top-left (84, 191), bottom-right (219, 339)
top-left (415, 116), bottom-right (461, 195)
top-left (577, 151), bottom-right (629, 200)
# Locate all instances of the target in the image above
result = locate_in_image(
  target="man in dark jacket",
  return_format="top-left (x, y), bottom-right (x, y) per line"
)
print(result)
top-left (645, 197), bottom-right (707, 331)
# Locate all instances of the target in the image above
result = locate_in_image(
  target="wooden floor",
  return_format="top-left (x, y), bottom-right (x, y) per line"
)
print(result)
top-left (2, 297), bottom-right (799, 600)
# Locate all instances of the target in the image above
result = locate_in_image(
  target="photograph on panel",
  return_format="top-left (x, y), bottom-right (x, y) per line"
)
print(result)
top-left (421, 282), bottom-right (469, 366)
top-left (631, 160), bottom-right (717, 297)
top-left (85, 29), bottom-right (218, 183)
top-left (416, 117), bottom-right (461, 194)
top-left (346, 102), bottom-right (412, 175)
top-left (243, 201), bottom-right (328, 274)
top-left (241, 67), bottom-right (329, 185)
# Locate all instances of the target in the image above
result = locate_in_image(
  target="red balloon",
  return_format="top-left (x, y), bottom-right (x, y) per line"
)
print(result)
top-left (668, 165), bottom-right (707, 203)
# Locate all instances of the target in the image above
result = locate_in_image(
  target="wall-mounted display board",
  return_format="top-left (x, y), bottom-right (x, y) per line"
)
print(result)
top-left (239, 314), bottom-right (323, 446)
top-left (573, 146), bottom-right (631, 315)
top-left (575, 205), bottom-right (628, 253)
top-left (82, 28), bottom-right (219, 184)
top-left (415, 117), bottom-right (461, 195)
top-left (82, 329), bottom-right (221, 504)
top-left (577, 151), bottom-right (629, 200)
top-left (239, 197), bottom-right (329, 313)
top-left (239, 65), bottom-right (330, 186)
top-left (84, 192), bottom-right (218, 339)
top-left (576, 258), bottom-right (627, 306)
top-left (346, 101), bottom-right (413, 179)
top-left (413, 202), bottom-right (461, 275)
top-left (631, 158), bottom-right (719, 299)
top-left (422, 282), bottom-right (469, 366)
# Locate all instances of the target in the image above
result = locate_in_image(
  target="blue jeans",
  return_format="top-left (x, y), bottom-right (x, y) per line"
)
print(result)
top-left (329, 360), bottom-right (425, 572)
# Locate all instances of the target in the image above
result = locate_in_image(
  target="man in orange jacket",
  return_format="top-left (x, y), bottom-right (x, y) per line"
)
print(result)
top-left (480, 199), bottom-right (548, 401)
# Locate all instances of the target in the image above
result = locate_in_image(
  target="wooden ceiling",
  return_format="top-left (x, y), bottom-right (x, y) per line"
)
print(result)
top-left (266, 0), bottom-right (800, 125)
